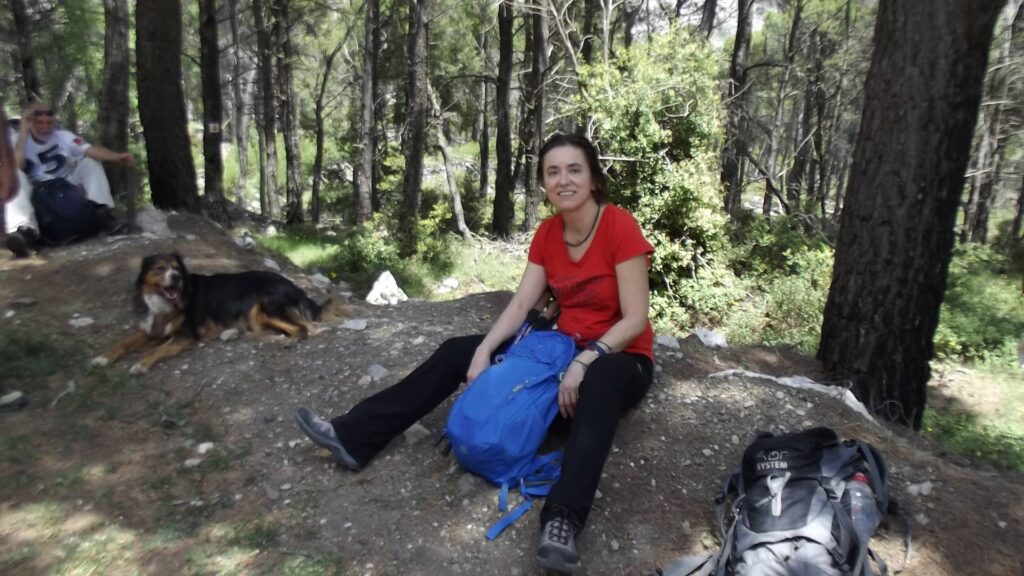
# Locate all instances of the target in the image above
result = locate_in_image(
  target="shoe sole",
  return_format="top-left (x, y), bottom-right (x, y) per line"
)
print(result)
top-left (295, 408), bottom-right (362, 472)
top-left (0, 396), bottom-right (28, 414)
top-left (537, 550), bottom-right (582, 574)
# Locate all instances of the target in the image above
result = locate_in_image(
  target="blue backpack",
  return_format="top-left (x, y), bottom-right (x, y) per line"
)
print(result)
top-left (444, 328), bottom-right (576, 539)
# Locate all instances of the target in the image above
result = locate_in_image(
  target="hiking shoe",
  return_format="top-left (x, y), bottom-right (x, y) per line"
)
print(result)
top-left (295, 406), bottom-right (362, 472)
top-left (95, 205), bottom-right (130, 236)
top-left (537, 516), bottom-right (582, 574)
top-left (0, 389), bottom-right (28, 413)
top-left (5, 227), bottom-right (37, 258)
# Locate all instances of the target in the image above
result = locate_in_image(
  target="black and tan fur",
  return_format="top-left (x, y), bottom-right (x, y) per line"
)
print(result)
top-left (93, 253), bottom-right (338, 374)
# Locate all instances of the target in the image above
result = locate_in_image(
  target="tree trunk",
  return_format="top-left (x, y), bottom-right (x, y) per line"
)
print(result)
top-left (699, 0), bottom-right (717, 38)
top-left (136, 0), bottom-right (200, 211)
top-left (198, 0), bottom-right (228, 221)
top-left (398, 0), bottom-right (430, 256)
top-left (477, 0), bottom-right (490, 200)
top-left (355, 0), bottom-right (379, 224)
top-left (253, 0), bottom-right (279, 218)
top-left (524, 2), bottom-right (547, 231)
top-left (721, 0), bottom-right (754, 216)
top-left (428, 86), bottom-right (470, 238)
top-left (817, 0), bottom-right (1006, 430)
top-left (581, 0), bottom-right (597, 65)
top-left (492, 0), bottom-right (515, 238)
top-left (99, 0), bottom-right (130, 205)
top-left (228, 0), bottom-right (250, 206)
top-left (312, 44), bottom-right (342, 225)
top-left (1011, 170), bottom-right (1023, 242)
top-left (761, 0), bottom-right (803, 216)
top-left (9, 0), bottom-right (41, 101)
top-left (272, 0), bottom-right (303, 224)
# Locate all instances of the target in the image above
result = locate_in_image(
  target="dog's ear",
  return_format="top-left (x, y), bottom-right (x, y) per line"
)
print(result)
top-left (136, 255), bottom-right (156, 290)
top-left (171, 253), bottom-right (188, 275)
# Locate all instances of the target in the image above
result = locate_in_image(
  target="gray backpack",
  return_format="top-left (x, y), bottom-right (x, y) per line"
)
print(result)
top-left (651, 427), bottom-right (909, 576)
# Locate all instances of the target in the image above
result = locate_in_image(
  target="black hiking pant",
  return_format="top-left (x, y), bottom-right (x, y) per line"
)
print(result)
top-left (329, 334), bottom-right (654, 532)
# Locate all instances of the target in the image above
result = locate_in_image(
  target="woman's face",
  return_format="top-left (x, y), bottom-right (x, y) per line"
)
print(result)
top-left (542, 145), bottom-right (595, 212)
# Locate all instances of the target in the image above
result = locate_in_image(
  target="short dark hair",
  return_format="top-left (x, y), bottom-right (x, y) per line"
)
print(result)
top-left (537, 133), bottom-right (609, 204)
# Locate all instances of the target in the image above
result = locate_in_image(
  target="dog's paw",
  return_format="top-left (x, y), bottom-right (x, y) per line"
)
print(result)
top-left (90, 356), bottom-right (110, 367)
top-left (129, 363), bottom-right (148, 375)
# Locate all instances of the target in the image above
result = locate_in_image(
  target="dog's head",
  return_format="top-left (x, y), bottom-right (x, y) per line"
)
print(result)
top-left (135, 253), bottom-right (189, 312)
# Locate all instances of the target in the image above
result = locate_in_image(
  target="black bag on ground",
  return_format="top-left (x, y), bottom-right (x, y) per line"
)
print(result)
top-left (31, 178), bottom-right (102, 246)
top-left (650, 427), bottom-right (909, 576)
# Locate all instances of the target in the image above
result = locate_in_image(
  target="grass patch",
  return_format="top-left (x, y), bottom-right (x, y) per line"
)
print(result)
top-left (923, 408), bottom-right (1024, 472)
top-left (0, 329), bottom-right (88, 388)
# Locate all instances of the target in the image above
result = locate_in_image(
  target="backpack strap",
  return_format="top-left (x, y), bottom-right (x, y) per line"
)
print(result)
top-left (489, 451), bottom-right (563, 540)
top-left (646, 553), bottom-right (720, 576)
top-left (713, 469), bottom-right (739, 542)
top-left (486, 498), bottom-right (534, 540)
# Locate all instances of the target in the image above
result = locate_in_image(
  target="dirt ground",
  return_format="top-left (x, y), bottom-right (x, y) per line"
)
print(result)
top-left (0, 212), bottom-right (1022, 576)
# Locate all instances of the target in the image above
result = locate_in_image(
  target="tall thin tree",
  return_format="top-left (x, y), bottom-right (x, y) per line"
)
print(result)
top-left (721, 0), bottom-right (755, 216)
top-left (228, 0), bottom-right (251, 206)
top-left (9, 0), bottom-right (41, 102)
top-left (492, 0), bottom-right (515, 238)
top-left (199, 0), bottom-right (228, 220)
top-left (354, 0), bottom-right (379, 224)
top-left (398, 0), bottom-right (431, 255)
top-left (818, 0), bottom-right (1007, 429)
top-left (136, 0), bottom-right (200, 211)
top-left (253, 0), bottom-right (280, 217)
top-left (99, 0), bottom-right (131, 204)
top-left (272, 0), bottom-right (303, 224)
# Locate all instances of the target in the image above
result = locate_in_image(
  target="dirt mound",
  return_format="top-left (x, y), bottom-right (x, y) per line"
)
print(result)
top-left (0, 214), bottom-right (1021, 575)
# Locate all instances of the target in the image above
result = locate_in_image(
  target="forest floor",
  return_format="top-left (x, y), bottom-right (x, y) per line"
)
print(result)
top-left (0, 211), bottom-right (1021, 576)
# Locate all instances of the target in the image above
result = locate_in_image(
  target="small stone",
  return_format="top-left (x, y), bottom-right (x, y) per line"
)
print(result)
top-left (2, 310), bottom-right (13, 319)
top-left (412, 336), bottom-right (426, 345)
top-left (357, 375), bottom-right (372, 386)
top-left (731, 435), bottom-right (740, 445)
top-left (906, 481), bottom-right (933, 497)
top-left (775, 391), bottom-right (785, 400)
top-left (280, 483), bottom-right (293, 491)
top-left (702, 449), bottom-right (713, 457)
top-left (914, 513), bottom-right (929, 526)
top-left (220, 328), bottom-right (240, 341)
top-left (288, 440), bottom-right (303, 449)
top-left (197, 442), bottom-right (214, 455)
top-left (404, 423), bottom-right (432, 444)
top-left (368, 364), bottom-right (390, 381)
top-left (341, 319), bottom-right (368, 331)
top-left (184, 458), bottom-right (202, 468)
top-left (681, 520), bottom-right (691, 533)
top-left (69, 317), bottom-right (95, 328)
top-left (997, 521), bottom-right (1008, 529)
top-left (263, 258), bottom-right (281, 271)
top-left (311, 273), bottom-right (332, 288)
top-left (655, 334), bottom-right (680, 349)
top-left (610, 539), bottom-right (620, 551)
top-left (264, 484), bottom-right (280, 500)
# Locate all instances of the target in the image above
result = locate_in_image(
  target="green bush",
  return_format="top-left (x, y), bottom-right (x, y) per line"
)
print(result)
top-left (935, 243), bottom-right (1024, 364)
top-left (575, 27), bottom-right (727, 331)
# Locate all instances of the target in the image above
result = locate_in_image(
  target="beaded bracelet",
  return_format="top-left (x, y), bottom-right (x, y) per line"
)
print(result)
top-left (587, 340), bottom-right (611, 356)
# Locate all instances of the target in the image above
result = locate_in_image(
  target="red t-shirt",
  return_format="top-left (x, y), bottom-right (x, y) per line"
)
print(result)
top-left (528, 204), bottom-right (655, 360)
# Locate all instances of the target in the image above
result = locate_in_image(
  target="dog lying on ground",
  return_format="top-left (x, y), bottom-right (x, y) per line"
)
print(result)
top-left (93, 253), bottom-right (342, 374)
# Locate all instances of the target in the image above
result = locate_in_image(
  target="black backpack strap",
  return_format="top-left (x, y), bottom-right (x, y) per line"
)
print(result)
top-left (713, 469), bottom-right (739, 542)
top-left (886, 499), bottom-right (913, 573)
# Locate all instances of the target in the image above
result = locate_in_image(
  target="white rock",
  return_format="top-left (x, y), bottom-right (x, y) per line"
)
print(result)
top-left (135, 208), bottom-right (173, 237)
top-left (997, 520), bottom-right (1008, 529)
top-left (220, 328), bottom-right (240, 341)
top-left (412, 336), bottom-right (426, 345)
top-left (288, 440), bottom-right (302, 448)
top-left (69, 317), bottom-right (95, 328)
top-left (357, 375), bottom-right (372, 386)
top-left (184, 458), bottom-right (203, 468)
top-left (265, 225), bottom-right (278, 236)
top-left (3, 310), bottom-right (14, 319)
top-left (702, 449), bottom-right (713, 457)
top-left (368, 364), bottom-right (390, 381)
top-left (692, 329), bottom-right (728, 348)
top-left (655, 334), bottom-right (680, 349)
top-left (281, 483), bottom-right (292, 491)
top-left (341, 319), bottom-right (368, 331)
top-left (731, 435), bottom-right (740, 445)
top-left (263, 258), bottom-right (281, 271)
top-left (914, 513), bottom-right (929, 526)
top-left (197, 442), bottom-right (215, 455)
top-left (311, 273), bottom-right (332, 288)
top-left (365, 271), bottom-right (408, 305)
top-left (610, 539), bottom-right (620, 551)
top-left (441, 277), bottom-right (459, 289)
top-left (906, 481), bottom-right (933, 497)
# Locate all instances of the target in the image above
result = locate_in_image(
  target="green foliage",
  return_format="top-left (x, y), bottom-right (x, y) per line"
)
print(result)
top-left (935, 243), bottom-right (1024, 364)
top-left (923, 408), bottom-right (1024, 472)
top-left (575, 28), bottom-right (726, 330)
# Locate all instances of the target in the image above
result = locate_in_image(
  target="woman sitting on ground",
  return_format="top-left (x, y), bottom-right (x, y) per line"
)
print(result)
top-left (295, 132), bottom-right (655, 574)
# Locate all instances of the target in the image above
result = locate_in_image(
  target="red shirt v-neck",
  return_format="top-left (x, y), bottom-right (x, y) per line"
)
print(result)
top-left (528, 204), bottom-right (655, 360)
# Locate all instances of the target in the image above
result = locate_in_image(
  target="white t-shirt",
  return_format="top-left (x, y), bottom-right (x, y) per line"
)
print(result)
top-left (22, 129), bottom-right (91, 183)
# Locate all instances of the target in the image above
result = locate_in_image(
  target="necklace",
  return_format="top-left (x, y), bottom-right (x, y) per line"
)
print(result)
top-left (563, 204), bottom-right (602, 248)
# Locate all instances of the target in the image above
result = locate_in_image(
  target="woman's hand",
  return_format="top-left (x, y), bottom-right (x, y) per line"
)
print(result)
top-left (558, 360), bottom-right (586, 418)
top-left (466, 347), bottom-right (492, 384)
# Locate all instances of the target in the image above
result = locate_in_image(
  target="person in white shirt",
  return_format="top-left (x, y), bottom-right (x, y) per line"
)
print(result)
top-left (5, 102), bottom-right (134, 257)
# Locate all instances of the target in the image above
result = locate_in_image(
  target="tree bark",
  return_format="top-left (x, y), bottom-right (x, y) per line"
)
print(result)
top-left (699, 0), bottom-right (717, 39)
top-left (272, 0), bottom-right (303, 224)
top-left (355, 0), bottom-right (379, 224)
top-left (9, 0), bottom-right (41, 102)
top-left (198, 0), bottom-right (228, 221)
top-left (581, 0), bottom-right (597, 66)
top-left (253, 0), bottom-right (279, 218)
top-left (398, 0), bottom-right (430, 256)
top-left (136, 0), bottom-right (200, 212)
top-left (492, 0), bottom-right (515, 238)
top-left (477, 0), bottom-right (490, 200)
top-left (228, 0), bottom-right (251, 206)
top-left (817, 0), bottom-right (1006, 429)
top-left (524, 2), bottom-right (547, 231)
top-left (99, 0), bottom-right (131, 205)
top-left (721, 0), bottom-right (754, 217)
top-left (761, 0), bottom-right (803, 216)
